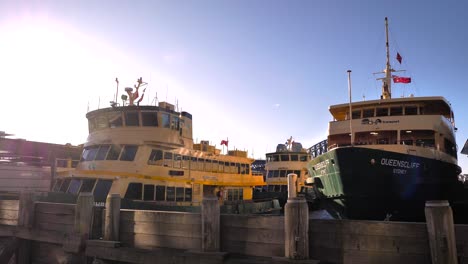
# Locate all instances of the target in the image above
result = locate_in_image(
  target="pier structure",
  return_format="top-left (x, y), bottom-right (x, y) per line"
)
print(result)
top-left (0, 192), bottom-right (466, 263)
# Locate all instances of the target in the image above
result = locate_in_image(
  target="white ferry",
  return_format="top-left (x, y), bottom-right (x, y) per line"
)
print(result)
top-left (53, 78), bottom-right (265, 208)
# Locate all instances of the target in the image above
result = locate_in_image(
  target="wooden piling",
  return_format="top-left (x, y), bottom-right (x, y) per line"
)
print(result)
top-left (425, 200), bottom-right (458, 264)
top-left (104, 194), bottom-right (121, 241)
top-left (284, 197), bottom-right (309, 260)
top-left (201, 196), bottom-right (220, 252)
top-left (287, 173), bottom-right (298, 198)
top-left (74, 192), bottom-right (95, 238)
top-left (16, 191), bottom-right (35, 264)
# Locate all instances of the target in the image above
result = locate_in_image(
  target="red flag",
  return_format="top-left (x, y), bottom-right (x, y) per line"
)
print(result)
top-left (392, 76), bottom-right (411, 83)
top-left (220, 140), bottom-right (229, 147)
top-left (396, 52), bottom-right (402, 64)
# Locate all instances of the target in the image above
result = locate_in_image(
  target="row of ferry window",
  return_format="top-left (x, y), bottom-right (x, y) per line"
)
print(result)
top-left (124, 183), bottom-right (244, 201)
top-left (52, 178), bottom-right (113, 202)
top-left (266, 154), bottom-right (309, 163)
top-left (81, 145), bottom-right (139, 162)
top-left (349, 105), bottom-right (421, 119)
top-left (148, 149), bottom-right (251, 174)
top-left (267, 170), bottom-right (301, 178)
top-left (88, 111), bottom-right (183, 132)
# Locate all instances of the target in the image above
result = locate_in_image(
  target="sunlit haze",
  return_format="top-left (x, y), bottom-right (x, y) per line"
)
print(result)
top-left (1, 1), bottom-right (467, 173)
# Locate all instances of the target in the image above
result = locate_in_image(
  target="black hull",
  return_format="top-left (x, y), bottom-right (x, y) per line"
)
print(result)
top-left (309, 147), bottom-right (466, 222)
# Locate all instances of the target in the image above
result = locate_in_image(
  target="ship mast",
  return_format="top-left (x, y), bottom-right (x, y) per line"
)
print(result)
top-left (382, 17), bottom-right (392, 99)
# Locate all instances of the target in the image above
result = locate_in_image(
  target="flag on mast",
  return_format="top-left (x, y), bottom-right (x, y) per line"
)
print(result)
top-left (392, 75), bottom-right (411, 83)
top-left (396, 52), bottom-right (402, 64)
top-left (221, 139), bottom-right (229, 147)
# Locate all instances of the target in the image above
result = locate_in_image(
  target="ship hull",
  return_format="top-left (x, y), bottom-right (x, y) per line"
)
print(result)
top-left (309, 147), bottom-right (465, 222)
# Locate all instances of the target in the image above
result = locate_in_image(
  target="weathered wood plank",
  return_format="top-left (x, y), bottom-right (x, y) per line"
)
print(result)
top-left (0, 200), bottom-right (19, 210)
top-left (35, 202), bottom-right (75, 216)
top-left (221, 214), bottom-right (284, 229)
top-left (342, 249), bottom-right (430, 264)
top-left (120, 210), bottom-right (201, 225)
top-left (309, 233), bottom-right (430, 254)
top-left (0, 219), bottom-right (18, 226)
top-left (309, 219), bottom-right (427, 237)
top-left (221, 226), bottom-right (284, 244)
top-left (35, 222), bottom-right (74, 233)
top-left (120, 232), bottom-right (201, 250)
top-left (222, 240), bottom-right (284, 257)
top-left (85, 245), bottom-right (186, 264)
top-left (0, 209), bottom-right (19, 220)
top-left (35, 212), bottom-right (74, 226)
top-left (120, 221), bottom-right (201, 238)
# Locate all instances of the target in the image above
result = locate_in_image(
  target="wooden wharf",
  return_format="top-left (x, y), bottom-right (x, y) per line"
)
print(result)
top-left (0, 192), bottom-right (467, 264)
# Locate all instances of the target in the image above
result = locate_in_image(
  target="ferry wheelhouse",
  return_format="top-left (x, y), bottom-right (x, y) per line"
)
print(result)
top-left (53, 78), bottom-right (265, 207)
top-left (308, 18), bottom-right (465, 221)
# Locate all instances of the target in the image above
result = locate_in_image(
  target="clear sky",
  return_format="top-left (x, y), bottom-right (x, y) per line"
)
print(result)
top-left (1, 0), bottom-right (467, 172)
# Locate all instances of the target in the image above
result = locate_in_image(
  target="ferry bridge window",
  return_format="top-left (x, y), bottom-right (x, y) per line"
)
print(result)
top-left (212, 160), bottom-right (219, 172)
top-left (363, 108), bottom-right (375, 118)
top-left (280, 154), bottom-right (290, 161)
top-left (109, 112), bottom-right (123, 128)
top-left (279, 170), bottom-right (287, 177)
top-left (80, 179), bottom-right (96, 193)
top-left (272, 155), bottom-right (279, 162)
top-left (290, 154), bottom-right (298, 161)
top-left (376, 107), bottom-right (389, 117)
top-left (230, 162), bottom-right (236, 174)
top-left (182, 156), bottom-right (190, 169)
top-left (60, 178), bottom-right (71, 192)
top-left (142, 112), bottom-right (158, 126)
top-left (82, 146), bottom-right (99, 161)
top-left (67, 179), bottom-right (81, 195)
top-left (199, 158), bottom-right (206, 171)
top-left (144, 185), bottom-right (155, 201)
top-left (191, 157), bottom-right (198, 170)
top-left (205, 159), bottom-right (212, 172)
top-left (155, 185), bottom-right (166, 201)
top-left (95, 145), bottom-right (110, 161)
top-left (148, 149), bottom-right (163, 165)
top-left (240, 163), bottom-right (246, 174)
top-left (300, 155), bottom-right (308, 162)
top-left (93, 179), bottom-right (113, 203)
top-left (245, 165), bottom-right (250, 174)
top-left (224, 161), bottom-right (230, 172)
top-left (405, 106), bottom-right (418, 115)
top-left (161, 113), bottom-right (170, 128)
top-left (125, 183), bottom-right (143, 200)
top-left (352, 110), bottom-right (361, 119)
top-left (106, 145), bottom-right (122, 160)
top-left (120, 145), bottom-right (138, 161)
top-left (267, 171), bottom-right (273, 178)
top-left (174, 154), bottom-right (182, 168)
top-left (390, 106), bottom-right (403, 116)
top-left (164, 152), bottom-right (173, 167)
top-left (273, 170), bottom-right (279, 178)
top-left (166, 187), bottom-right (176, 201)
top-left (125, 112), bottom-right (140, 126)
top-left (236, 163), bottom-right (241, 174)
top-left (171, 116), bottom-right (180, 130)
top-left (185, 188), bottom-right (192, 201)
top-left (176, 187), bottom-right (184, 201)
top-left (52, 179), bottom-right (63, 192)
